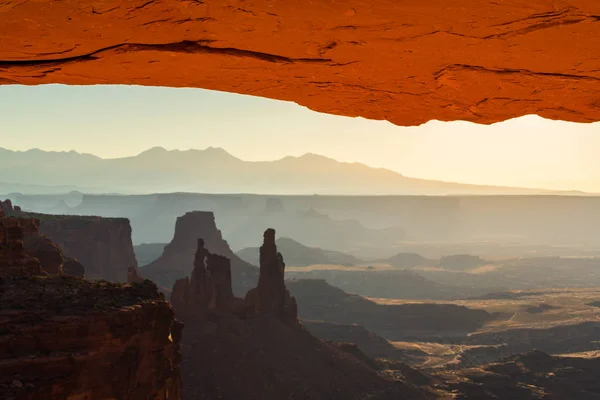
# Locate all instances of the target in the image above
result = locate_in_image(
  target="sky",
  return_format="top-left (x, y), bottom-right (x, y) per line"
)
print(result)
top-left (1, 84), bottom-right (599, 192)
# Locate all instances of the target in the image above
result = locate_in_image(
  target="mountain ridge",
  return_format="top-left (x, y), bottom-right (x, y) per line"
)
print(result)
top-left (0, 146), bottom-right (584, 195)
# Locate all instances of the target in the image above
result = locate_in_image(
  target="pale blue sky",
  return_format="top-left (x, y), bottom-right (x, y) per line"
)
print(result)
top-left (1, 84), bottom-right (599, 191)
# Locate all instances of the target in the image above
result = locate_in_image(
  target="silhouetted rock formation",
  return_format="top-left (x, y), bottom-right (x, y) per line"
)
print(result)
top-left (170, 239), bottom-right (239, 322)
top-left (170, 229), bottom-right (297, 323)
top-left (207, 253), bottom-right (235, 310)
top-left (143, 211), bottom-right (257, 296)
top-left (237, 237), bottom-right (363, 267)
top-left (0, 199), bottom-right (13, 214)
top-left (39, 215), bottom-right (139, 282)
top-left (128, 265), bottom-right (145, 284)
top-left (169, 229), bottom-right (435, 399)
top-left (62, 256), bottom-right (85, 277)
top-left (23, 234), bottom-right (63, 274)
top-left (1, 209), bottom-right (85, 278)
top-left (245, 229), bottom-right (297, 321)
top-left (0, 216), bottom-right (42, 277)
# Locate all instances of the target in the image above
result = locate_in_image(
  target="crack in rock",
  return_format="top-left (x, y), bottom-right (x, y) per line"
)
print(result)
top-left (434, 64), bottom-right (600, 82)
top-left (0, 40), bottom-right (338, 70)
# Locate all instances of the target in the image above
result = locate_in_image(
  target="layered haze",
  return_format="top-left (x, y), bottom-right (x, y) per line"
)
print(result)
top-left (0, 146), bottom-right (578, 195)
top-left (1, 85), bottom-right (600, 193)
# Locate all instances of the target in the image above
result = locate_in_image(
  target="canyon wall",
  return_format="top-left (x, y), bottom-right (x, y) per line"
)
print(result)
top-left (39, 216), bottom-right (139, 282)
top-left (0, 212), bottom-right (182, 400)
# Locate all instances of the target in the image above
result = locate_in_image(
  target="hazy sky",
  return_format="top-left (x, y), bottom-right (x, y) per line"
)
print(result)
top-left (1, 84), bottom-right (599, 192)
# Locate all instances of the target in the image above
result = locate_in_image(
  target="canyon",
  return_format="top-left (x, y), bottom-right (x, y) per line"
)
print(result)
top-left (5, 198), bottom-right (600, 398)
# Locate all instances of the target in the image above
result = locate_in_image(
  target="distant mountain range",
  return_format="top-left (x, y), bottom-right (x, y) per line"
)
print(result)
top-left (0, 147), bottom-right (585, 195)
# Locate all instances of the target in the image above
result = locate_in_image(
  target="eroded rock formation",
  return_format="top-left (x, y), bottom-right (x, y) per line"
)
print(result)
top-left (170, 239), bottom-right (239, 321)
top-left (245, 228), bottom-right (297, 321)
top-left (0, 211), bottom-right (182, 400)
top-left (0, 200), bottom-right (13, 214)
top-left (62, 256), bottom-right (86, 277)
top-left (1, 1), bottom-right (599, 125)
top-left (1, 208), bottom-right (86, 277)
top-left (170, 229), bottom-right (296, 323)
top-left (0, 277), bottom-right (182, 400)
top-left (128, 265), bottom-right (145, 284)
top-left (143, 211), bottom-right (257, 296)
top-left (0, 216), bottom-right (42, 277)
top-left (39, 215), bottom-right (139, 282)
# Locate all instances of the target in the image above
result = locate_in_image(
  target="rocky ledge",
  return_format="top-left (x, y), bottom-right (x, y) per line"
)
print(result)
top-left (0, 276), bottom-right (182, 400)
top-left (0, 209), bottom-right (182, 400)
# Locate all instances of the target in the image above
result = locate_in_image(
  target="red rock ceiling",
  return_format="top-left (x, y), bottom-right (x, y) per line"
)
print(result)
top-left (1, 0), bottom-right (599, 125)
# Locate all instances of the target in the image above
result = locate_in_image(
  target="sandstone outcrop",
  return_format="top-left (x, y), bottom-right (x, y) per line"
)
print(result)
top-left (128, 265), bottom-right (145, 284)
top-left (1, 209), bottom-right (86, 277)
top-left (39, 215), bottom-right (139, 282)
top-left (143, 211), bottom-right (257, 296)
top-left (0, 276), bottom-right (182, 400)
top-left (0, 211), bottom-right (182, 400)
top-left (1, 1), bottom-right (599, 125)
top-left (170, 239), bottom-right (238, 321)
top-left (244, 228), bottom-right (297, 321)
top-left (0, 199), bottom-right (13, 214)
top-left (62, 256), bottom-right (86, 277)
top-left (172, 235), bottom-right (429, 399)
top-left (0, 216), bottom-right (42, 277)
top-left (23, 234), bottom-right (64, 274)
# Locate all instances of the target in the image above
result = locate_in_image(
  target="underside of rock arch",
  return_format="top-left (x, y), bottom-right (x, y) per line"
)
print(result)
top-left (1, 0), bottom-right (599, 126)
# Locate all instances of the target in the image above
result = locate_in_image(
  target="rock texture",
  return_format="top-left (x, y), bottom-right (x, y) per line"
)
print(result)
top-left (244, 228), bottom-right (297, 321)
top-left (143, 211), bottom-right (257, 296)
top-left (170, 239), bottom-right (237, 321)
top-left (170, 231), bottom-right (430, 399)
top-left (38, 215), bottom-right (139, 282)
top-left (128, 265), bottom-right (145, 284)
top-left (0, 217), bottom-right (42, 277)
top-left (0, 276), bottom-right (182, 400)
top-left (0, 210), bottom-right (182, 400)
top-left (1, 1), bottom-right (599, 125)
top-left (1, 207), bottom-right (86, 278)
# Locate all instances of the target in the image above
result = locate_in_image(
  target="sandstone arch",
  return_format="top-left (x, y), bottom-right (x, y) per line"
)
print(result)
top-left (1, 0), bottom-right (599, 125)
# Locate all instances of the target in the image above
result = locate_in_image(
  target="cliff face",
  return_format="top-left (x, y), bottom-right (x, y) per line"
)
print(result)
top-left (244, 228), bottom-right (297, 322)
top-left (0, 1), bottom-right (599, 125)
top-left (143, 211), bottom-right (257, 296)
top-left (170, 230), bottom-right (430, 400)
top-left (0, 277), bottom-right (183, 400)
top-left (0, 211), bottom-right (182, 400)
top-left (39, 216), bottom-right (139, 282)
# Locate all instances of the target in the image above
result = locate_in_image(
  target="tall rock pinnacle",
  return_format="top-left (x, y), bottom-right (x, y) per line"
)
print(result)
top-left (246, 228), bottom-right (297, 322)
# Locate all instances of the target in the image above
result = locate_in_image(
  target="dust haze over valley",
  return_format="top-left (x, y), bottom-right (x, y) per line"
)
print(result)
top-left (3, 85), bottom-right (600, 399)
